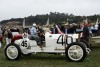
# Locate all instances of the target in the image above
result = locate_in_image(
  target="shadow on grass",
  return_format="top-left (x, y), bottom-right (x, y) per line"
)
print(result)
top-left (21, 53), bottom-right (66, 61)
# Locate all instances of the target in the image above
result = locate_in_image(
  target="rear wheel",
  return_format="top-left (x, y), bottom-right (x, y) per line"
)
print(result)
top-left (79, 42), bottom-right (87, 48)
top-left (4, 43), bottom-right (21, 60)
top-left (80, 39), bottom-right (89, 48)
top-left (65, 42), bottom-right (86, 62)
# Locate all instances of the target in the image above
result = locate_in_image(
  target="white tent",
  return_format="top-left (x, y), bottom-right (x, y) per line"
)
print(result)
top-left (23, 19), bottom-right (25, 28)
top-left (85, 18), bottom-right (88, 23)
top-left (96, 18), bottom-right (99, 25)
top-left (95, 18), bottom-right (99, 30)
top-left (67, 18), bottom-right (68, 22)
top-left (46, 18), bottom-right (49, 26)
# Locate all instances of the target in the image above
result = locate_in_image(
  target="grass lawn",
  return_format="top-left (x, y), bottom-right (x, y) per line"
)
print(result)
top-left (0, 44), bottom-right (100, 67)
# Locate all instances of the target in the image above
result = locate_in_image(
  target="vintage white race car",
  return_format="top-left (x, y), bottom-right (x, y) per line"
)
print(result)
top-left (4, 32), bottom-right (90, 62)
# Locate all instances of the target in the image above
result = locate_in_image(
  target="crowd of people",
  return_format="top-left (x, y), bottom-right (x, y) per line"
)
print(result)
top-left (26, 22), bottom-right (100, 48)
top-left (0, 21), bottom-right (100, 48)
top-left (0, 26), bottom-right (21, 48)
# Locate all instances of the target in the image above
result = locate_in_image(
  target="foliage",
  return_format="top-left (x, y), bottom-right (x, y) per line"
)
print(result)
top-left (0, 12), bottom-right (100, 25)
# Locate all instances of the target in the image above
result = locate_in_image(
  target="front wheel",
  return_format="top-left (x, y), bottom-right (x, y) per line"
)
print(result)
top-left (4, 43), bottom-right (21, 60)
top-left (65, 42), bottom-right (87, 62)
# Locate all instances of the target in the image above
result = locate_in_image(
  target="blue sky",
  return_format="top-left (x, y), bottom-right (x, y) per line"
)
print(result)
top-left (0, 0), bottom-right (100, 21)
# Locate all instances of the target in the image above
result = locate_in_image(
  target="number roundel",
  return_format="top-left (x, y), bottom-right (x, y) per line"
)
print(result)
top-left (21, 40), bottom-right (28, 47)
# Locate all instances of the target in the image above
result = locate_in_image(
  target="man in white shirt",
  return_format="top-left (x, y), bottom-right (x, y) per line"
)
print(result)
top-left (30, 23), bottom-right (41, 45)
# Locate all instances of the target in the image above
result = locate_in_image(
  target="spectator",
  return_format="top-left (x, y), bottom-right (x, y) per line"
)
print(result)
top-left (64, 23), bottom-right (69, 34)
top-left (0, 41), bottom-right (1, 48)
top-left (55, 25), bottom-right (63, 34)
top-left (61, 25), bottom-right (65, 33)
top-left (52, 25), bottom-right (58, 34)
top-left (98, 22), bottom-right (100, 35)
top-left (0, 28), bottom-right (2, 48)
top-left (10, 27), bottom-right (14, 32)
top-left (30, 23), bottom-right (41, 46)
top-left (2, 27), bottom-right (7, 44)
top-left (67, 24), bottom-right (75, 34)
top-left (0, 27), bottom-right (2, 36)
top-left (5, 28), bottom-right (13, 45)
top-left (82, 22), bottom-right (90, 43)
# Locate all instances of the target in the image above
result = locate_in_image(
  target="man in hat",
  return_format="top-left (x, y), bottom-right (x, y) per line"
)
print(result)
top-left (64, 23), bottom-right (69, 34)
top-left (30, 23), bottom-right (41, 46)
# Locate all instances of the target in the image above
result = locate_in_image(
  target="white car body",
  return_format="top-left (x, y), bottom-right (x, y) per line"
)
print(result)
top-left (14, 32), bottom-right (79, 54)
top-left (5, 32), bottom-right (89, 62)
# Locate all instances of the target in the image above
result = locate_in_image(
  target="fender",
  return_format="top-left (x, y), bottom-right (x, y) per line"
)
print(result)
top-left (14, 38), bottom-right (30, 54)
top-left (14, 38), bottom-right (30, 48)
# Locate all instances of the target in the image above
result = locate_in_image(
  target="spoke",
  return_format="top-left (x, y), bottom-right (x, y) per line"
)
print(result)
top-left (7, 46), bottom-right (18, 59)
top-left (68, 45), bottom-right (83, 61)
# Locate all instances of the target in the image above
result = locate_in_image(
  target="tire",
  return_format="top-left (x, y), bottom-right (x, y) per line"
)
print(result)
top-left (79, 42), bottom-right (87, 48)
top-left (80, 39), bottom-right (89, 48)
top-left (65, 42), bottom-right (86, 62)
top-left (4, 43), bottom-right (21, 60)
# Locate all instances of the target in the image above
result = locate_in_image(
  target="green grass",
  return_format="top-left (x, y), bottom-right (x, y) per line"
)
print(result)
top-left (0, 44), bottom-right (100, 67)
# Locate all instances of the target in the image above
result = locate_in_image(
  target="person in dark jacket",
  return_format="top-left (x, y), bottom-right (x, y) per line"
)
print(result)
top-left (61, 25), bottom-right (65, 33)
top-left (52, 25), bottom-right (58, 34)
top-left (67, 24), bottom-right (75, 34)
top-left (5, 28), bottom-right (13, 45)
top-left (98, 22), bottom-right (100, 35)
top-left (82, 23), bottom-right (90, 43)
